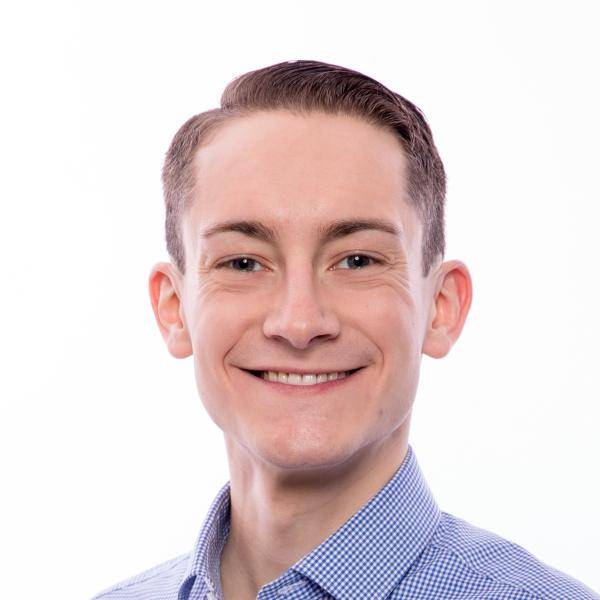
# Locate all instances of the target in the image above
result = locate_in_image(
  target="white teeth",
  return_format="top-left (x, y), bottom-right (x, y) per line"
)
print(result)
top-left (261, 370), bottom-right (350, 385)
top-left (288, 373), bottom-right (302, 385)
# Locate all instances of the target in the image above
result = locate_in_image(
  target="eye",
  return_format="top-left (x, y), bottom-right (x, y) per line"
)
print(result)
top-left (332, 254), bottom-right (380, 270)
top-left (218, 256), bottom-right (266, 272)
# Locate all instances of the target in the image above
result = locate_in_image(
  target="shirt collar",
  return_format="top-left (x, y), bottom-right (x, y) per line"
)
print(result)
top-left (292, 445), bottom-right (441, 600)
top-left (178, 445), bottom-right (440, 600)
top-left (178, 480), bottom-right (231, 600)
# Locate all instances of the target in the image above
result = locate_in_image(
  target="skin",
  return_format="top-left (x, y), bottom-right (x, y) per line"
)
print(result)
top-left (148, 110), bottom-right (472, 599)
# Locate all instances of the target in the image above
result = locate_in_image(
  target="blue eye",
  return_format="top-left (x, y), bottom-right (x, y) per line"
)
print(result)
top-left (220, 257), bottom-right (265, 272)
top-left (334, 254), bottom-right (378, 269)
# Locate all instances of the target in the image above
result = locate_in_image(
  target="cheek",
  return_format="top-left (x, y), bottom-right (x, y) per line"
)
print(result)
top-left (358, 291), bottom-right (422, 413)
top-left (188, 294), bottom-right (250, 424)
top-left (357, 284), bottom-right (420, 352)
top-left (188, 286), bottom-right (277, 428)
top-left (190, 287), bottom-right (262, 358)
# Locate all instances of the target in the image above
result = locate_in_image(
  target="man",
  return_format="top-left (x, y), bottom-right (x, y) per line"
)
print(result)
top-left (92, 60), bottom-right (599, 599)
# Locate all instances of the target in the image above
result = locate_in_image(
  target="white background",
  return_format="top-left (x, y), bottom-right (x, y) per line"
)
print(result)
top-left (1, 1), bottom-right (599, 598)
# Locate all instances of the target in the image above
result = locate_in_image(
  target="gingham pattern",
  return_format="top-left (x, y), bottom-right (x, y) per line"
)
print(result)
top-left (91, 446), bottom-right (599, 599)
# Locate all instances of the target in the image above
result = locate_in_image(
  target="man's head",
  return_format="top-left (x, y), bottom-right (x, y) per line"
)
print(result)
top-left (149, 60), bottom-right (472, 474)
top-left (162, 60), bottom-right (446, 280)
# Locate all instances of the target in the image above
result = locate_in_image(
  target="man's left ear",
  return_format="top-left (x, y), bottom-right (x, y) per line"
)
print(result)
top-left (422, 260), bottom-right (473, 359)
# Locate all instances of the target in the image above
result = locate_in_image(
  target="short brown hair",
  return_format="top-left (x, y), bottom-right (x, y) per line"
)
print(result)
top-left (162, 59), bottom-right (446, 277)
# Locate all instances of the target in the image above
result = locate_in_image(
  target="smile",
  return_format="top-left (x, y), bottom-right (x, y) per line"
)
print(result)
top-left (243, 367), bottom-right (364, 387)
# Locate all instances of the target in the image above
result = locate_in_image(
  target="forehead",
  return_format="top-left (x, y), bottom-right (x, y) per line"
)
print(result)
top-left (183, 110), bottom-right (419, 250)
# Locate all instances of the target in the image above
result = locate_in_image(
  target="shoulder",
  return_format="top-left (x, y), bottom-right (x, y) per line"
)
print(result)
top-left (412, 512), bottom-right (599, 599)
top-left (90, 552), bottom-right (190, 600)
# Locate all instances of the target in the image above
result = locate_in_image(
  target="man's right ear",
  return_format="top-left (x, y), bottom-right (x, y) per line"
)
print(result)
top-left (148, 262), bottom-right (193, 358)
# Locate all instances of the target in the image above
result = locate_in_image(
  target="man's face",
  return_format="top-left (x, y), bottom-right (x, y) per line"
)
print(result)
top-left (177, 110), bottom-right (437, 471)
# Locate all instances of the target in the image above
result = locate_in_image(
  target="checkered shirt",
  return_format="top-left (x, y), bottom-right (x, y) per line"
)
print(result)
top-left (91, 446), bottom-right (599, 599)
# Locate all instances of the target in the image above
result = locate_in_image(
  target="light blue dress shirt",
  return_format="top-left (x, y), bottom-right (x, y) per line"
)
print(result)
top-left (91, 446), bottom-right (599, 599)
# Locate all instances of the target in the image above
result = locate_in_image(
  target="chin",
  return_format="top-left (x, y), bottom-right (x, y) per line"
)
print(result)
top-left (252, 429), bottom-right (355, 472)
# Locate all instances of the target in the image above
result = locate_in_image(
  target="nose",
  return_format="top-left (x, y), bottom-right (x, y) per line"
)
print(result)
top-left (262, 268), bottom-right (340, 350)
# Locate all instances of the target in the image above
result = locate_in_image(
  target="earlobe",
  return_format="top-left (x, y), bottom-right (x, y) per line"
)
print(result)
top-left (422, 260), bottom-right (473, 359)
top-left (148, 262), bottom-right (193, 359)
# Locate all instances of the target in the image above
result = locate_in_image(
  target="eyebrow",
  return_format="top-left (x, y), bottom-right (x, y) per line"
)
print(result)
top-left (201, 218), bottom-right (402, 244)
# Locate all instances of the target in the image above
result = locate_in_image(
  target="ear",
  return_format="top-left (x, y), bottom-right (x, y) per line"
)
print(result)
top-left (422, 259), bottom-right (473, 359)
top-left (148, 262), bottom-right (193, 359)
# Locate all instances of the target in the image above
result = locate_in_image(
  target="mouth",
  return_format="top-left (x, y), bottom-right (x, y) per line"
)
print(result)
top-left (240, 367), bottom-right (365, 388)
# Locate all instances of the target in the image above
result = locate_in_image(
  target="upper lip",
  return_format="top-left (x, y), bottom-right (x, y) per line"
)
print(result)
top-left (238, 366), bottom-right (365, 375)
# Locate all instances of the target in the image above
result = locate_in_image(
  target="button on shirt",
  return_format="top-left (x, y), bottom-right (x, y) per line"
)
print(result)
top-left (91, 446), bottom-right (599, 600)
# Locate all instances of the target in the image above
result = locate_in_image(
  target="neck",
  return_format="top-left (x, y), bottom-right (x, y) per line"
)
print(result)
top-left (219, 424), bottom-right (410, 600)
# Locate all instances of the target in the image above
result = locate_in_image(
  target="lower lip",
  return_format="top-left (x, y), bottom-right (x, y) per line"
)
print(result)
top-left (240, 368), bottom-right (364, 395)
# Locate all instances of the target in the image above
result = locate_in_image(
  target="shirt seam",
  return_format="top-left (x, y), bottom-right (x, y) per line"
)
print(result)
top-left (425, 542), bottom-right (545, 600)
top-left (93, 554), bottom-right (189, 598)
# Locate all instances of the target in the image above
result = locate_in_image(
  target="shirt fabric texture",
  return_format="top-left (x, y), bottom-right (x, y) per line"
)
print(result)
top-left (91, 446), bottom-right (599, 600)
